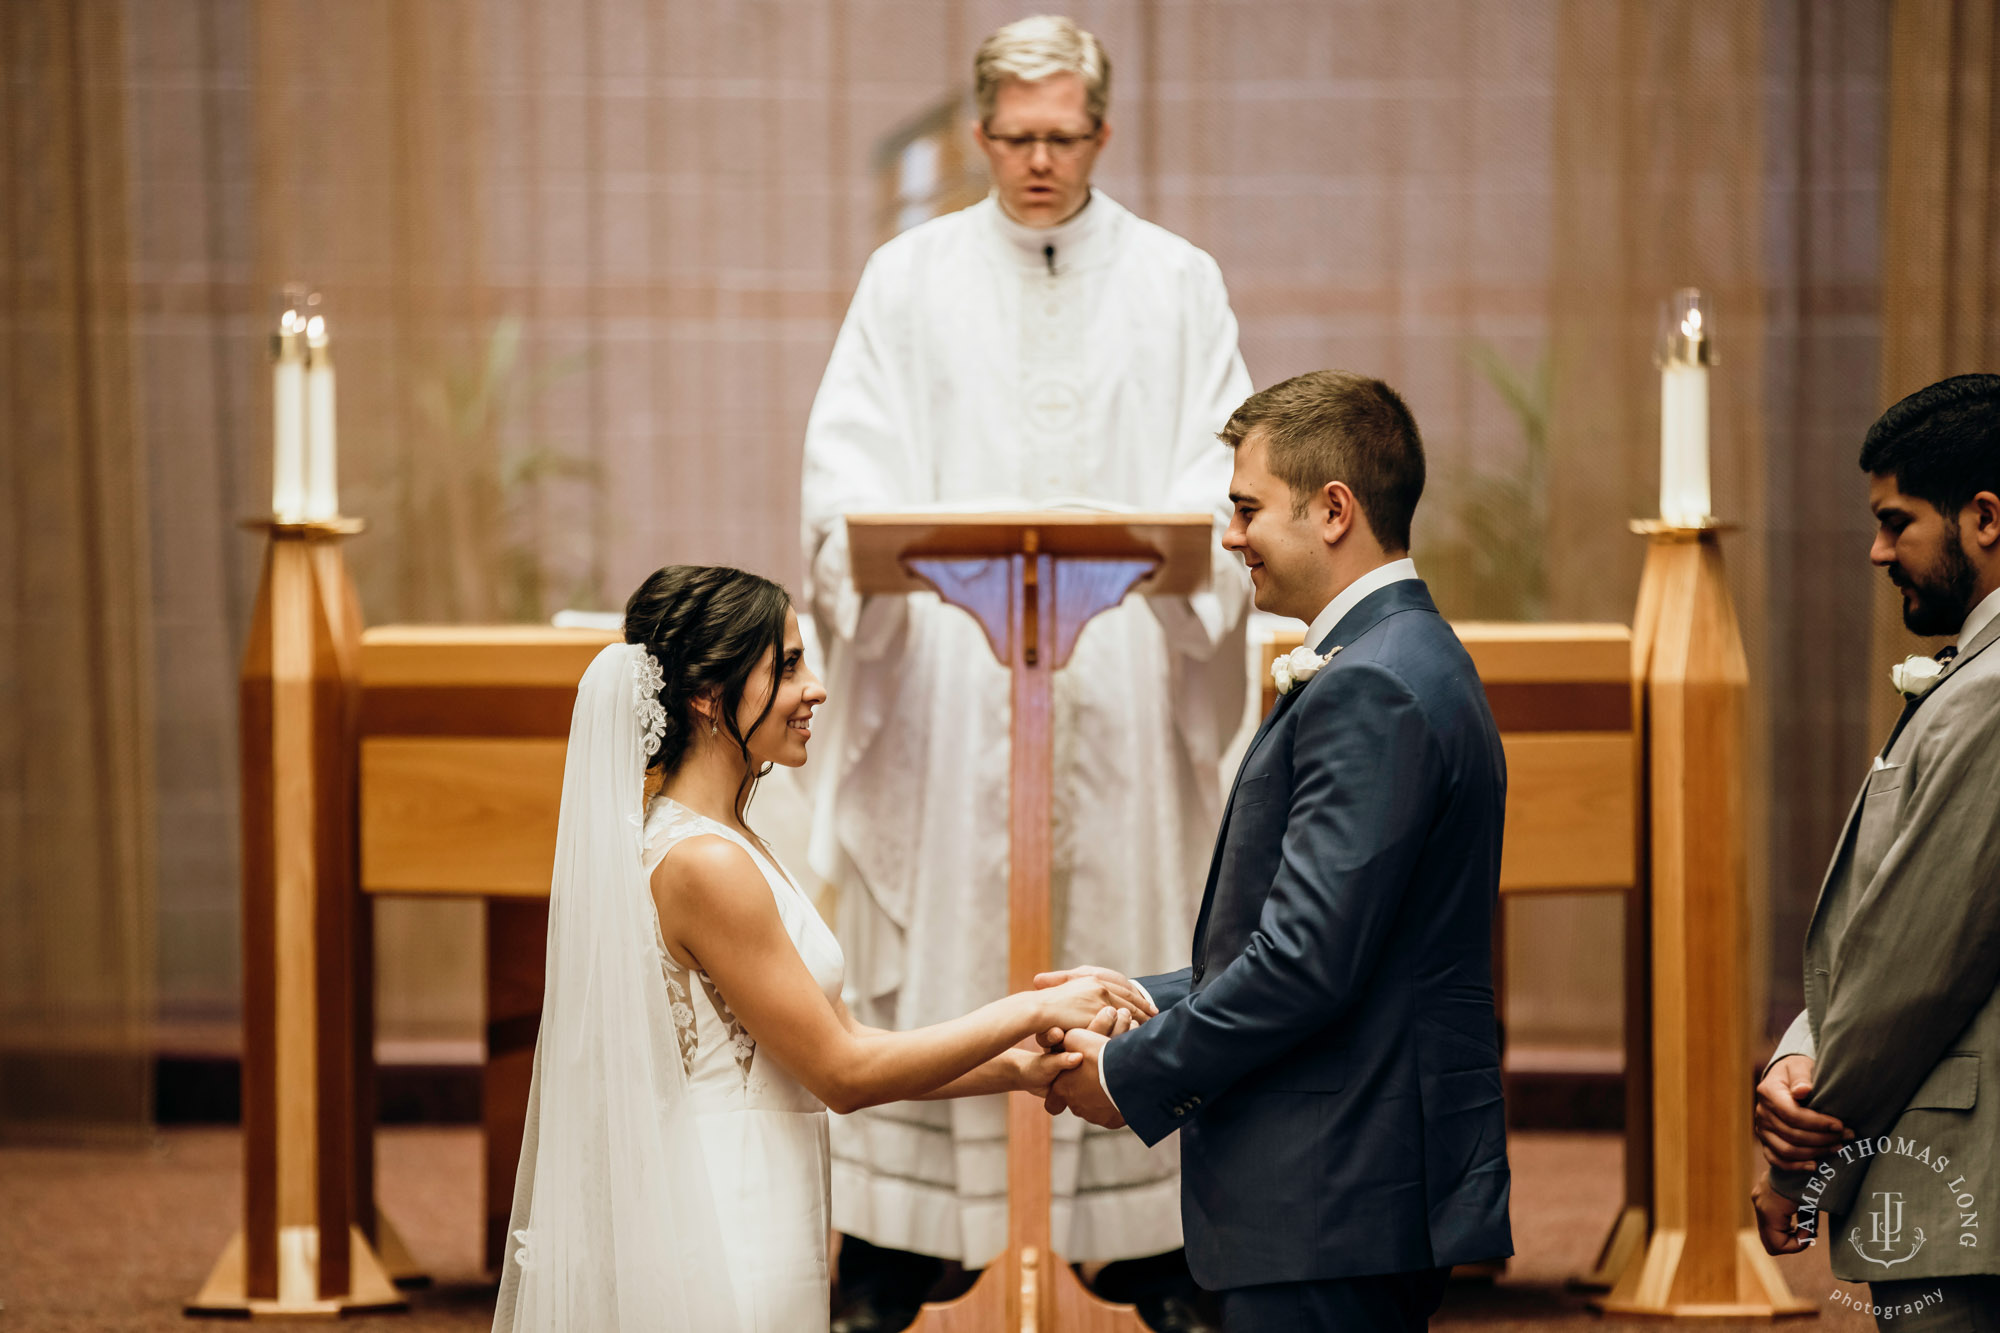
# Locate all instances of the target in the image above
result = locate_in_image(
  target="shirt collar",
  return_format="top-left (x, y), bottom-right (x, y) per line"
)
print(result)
top-left (1958, 584), bottom-right (2000, 650)
top-left (985, 188), bottom-right (1114, 271)
top-left (1301, 558), bottom-right (1420, 652)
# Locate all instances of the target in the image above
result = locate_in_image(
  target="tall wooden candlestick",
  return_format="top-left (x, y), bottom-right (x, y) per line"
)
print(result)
top-left (1596, 522), bottom-right (1809, 1319)
top-left (187, 518), bottom-right (405, 1317)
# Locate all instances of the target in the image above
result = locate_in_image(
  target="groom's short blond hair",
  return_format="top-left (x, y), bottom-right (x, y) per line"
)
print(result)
top-left (974, 16), bottom-right (1111, 125)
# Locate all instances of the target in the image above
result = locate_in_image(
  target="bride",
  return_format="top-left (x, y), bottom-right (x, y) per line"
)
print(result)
top-left (492, 565), bottom-right (1151, 1333)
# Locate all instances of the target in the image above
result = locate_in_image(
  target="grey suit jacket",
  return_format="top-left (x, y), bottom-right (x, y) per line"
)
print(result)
top-left (1769, 609), bottom-right (2000, 1282)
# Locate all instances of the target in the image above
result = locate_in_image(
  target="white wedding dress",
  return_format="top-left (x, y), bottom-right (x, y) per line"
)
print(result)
top-left (645, 796), bottom-right (846, 1333)
top-left (492, 644), bottom-right (845, 1333)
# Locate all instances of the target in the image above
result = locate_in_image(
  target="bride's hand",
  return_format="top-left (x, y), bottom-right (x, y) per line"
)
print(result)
top-left (1036, 976), bottom-right (1144, 1035)
top-left (1012, 1046), bottom-right (1085, 1098)
top-left (1036, 1001), bottom-right (1137, 1052)
top-left (1033, 965), bottom-right (1156, 1020)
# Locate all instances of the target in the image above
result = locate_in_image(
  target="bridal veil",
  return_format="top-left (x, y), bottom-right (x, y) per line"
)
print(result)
top-left (491, 643), bottom-right (744, 1332)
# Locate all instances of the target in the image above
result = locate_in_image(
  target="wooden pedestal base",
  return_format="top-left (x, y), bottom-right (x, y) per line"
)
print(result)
top-left (375, 1212), bottom-right (428, 1289)
top-left (1575, 1203), bottom-right (1651, 1291)
top-left (1596, 1229), bottom-right (1814, 1319)
top-left (908, 1089), bottom-right (1143, 1331)
top-left (914, 1238), bottom-right (1144, 1332)
top-left (186, 1226), bottom-right (405, 1317)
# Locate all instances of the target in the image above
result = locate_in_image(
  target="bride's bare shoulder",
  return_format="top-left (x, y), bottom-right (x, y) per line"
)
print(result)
top-left (652, 834), bottom-right (767, 910)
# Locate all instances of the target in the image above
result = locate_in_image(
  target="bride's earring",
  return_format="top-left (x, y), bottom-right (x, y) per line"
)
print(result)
top-left (708, 718), bottom-right (718, 737)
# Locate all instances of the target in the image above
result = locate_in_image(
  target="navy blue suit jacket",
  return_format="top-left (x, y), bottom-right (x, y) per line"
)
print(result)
top-left (1103, 579), bottom-right (1513, 1289)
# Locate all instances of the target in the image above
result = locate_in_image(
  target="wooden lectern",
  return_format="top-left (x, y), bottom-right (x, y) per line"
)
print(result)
top-left (189, 520), bottom-right (408, 1316)
top-left (845, 511), bottom-right (1215, 1333)
top-left (1596, 523), bottom-right (1810, 1318)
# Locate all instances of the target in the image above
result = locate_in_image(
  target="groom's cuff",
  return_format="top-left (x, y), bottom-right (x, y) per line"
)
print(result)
top-left (1093, 981), bottom-right (1163, 1116)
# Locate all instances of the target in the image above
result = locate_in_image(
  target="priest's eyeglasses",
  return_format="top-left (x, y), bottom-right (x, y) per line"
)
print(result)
top-left (983, 129), bottom-right (1101, 159)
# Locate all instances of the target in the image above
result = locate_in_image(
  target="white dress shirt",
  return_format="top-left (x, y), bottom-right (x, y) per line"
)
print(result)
top-left (1959, 585), bottom-right (2000, 652)
top-left (1096, 559), bottom-right (1422, 1113)
top-left (1299, 558), bottom-right (1420, 653)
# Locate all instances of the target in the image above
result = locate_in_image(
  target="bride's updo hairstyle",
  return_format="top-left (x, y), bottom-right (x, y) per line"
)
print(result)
top-left (624, 565), bottom-right (792, 810)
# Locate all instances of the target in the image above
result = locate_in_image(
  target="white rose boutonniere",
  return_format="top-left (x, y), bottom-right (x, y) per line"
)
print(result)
top-left (1890, 654), bottom-right (1946, 699)
top-left (1272, 644), bottom-right (1340, 696)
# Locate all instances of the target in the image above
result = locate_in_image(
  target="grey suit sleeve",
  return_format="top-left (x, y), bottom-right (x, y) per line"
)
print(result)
top-left (1764, 1009), bottom-right (1820, 1201)
top-left (1104, 664), bottom-right (1443, 1145)
top-left (1808, 673), bottom-right (2000, 1155)
top-left (1766, 1009), bottom-right (1815, 1076)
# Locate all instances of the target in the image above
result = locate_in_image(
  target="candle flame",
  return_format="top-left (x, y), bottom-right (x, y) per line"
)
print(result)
top-left (1681, 307), bottom-right (1703, 338)
top-left (280, 309), bottom-right (301, 334)
top-left (305, 314), bottom-right (327, 344)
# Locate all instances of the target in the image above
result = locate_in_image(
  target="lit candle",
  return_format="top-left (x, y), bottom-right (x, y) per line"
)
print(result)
top-left (271, 304), bottom-right (306, 521)
top-left (1657, 288), bottom-right (1713, 526)
top-left (303, 312), bottom-right (338, 521)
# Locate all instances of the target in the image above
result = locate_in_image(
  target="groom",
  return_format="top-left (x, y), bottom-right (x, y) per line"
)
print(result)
top-left (1045, 370), bottom-right (1513, 1330)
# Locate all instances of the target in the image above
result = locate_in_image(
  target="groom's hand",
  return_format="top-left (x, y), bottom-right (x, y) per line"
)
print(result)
top-left (1036, 1001), bottom-right (1128, 1056)
top-left (1033, 966), bottom-right (1156, 1022)
top-left (1047, 1026), bottom-right (1126, 1129)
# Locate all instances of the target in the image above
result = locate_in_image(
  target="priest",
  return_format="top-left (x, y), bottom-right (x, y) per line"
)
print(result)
top-left (801, 16), bottom-right (1251, 1333)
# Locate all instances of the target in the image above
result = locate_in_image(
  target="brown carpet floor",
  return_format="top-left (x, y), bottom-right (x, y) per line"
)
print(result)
top-left (0, 1129), bottom-right (1863, 1330)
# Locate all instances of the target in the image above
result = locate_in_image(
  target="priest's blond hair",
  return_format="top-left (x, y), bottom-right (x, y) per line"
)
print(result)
top-left (974, 15), bottom-right (1111, 125)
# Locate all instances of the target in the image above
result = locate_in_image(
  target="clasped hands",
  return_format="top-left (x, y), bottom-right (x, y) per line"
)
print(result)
top-left (1750, 1054), bottom-right (1855, 1255)
top-left (1020, 965), bottom-right (1153, 1130)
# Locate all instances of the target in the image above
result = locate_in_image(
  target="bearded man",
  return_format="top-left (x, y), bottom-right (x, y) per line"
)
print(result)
top-left (800, 15), bottom-right (1250, 1333)
top-left (1753, 374), bottom-right (2000, 1329)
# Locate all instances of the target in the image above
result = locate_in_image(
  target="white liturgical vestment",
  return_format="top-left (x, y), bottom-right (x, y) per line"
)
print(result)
top-left (801, 190), bottom-right (1252, 1266)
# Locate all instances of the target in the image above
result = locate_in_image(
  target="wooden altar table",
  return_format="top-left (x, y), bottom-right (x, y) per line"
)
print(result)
top-left (355, 612), bottom-right (1650, 1281)
top-left (357, 623), bottom-right (616, 1269)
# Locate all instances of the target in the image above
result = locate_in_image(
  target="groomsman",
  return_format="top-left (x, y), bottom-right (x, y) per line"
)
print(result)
top-left (1754, 374), bottom-right (2000, 1327)
top-left (1048, 370), bottom-right (1514, 1331)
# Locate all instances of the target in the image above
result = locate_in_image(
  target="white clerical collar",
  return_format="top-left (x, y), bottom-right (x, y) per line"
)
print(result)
top-left (1301, 558), bottom-right (1420, 652)
top-left (986, 188), bottom-right (1115, 271)
top-left (1959, 584), bottom-right (2000, 650)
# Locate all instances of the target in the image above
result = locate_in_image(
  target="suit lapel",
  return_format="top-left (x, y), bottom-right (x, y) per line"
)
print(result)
top-left (1191, 686), bottom-right (1302, 959)
top-left (1234, 580), bottom-right (1434, 773)
top-left (1873, 608), bottom-right (2000, 758)
top-left (1188, 579), bottom-right (1437, 963)
top-left (1805, 607), bottom-right (2000, 937)
top-left (1316, 578), bottom-right (1437, 656)
top-left (1937, 606), bottom-right (2000, 683)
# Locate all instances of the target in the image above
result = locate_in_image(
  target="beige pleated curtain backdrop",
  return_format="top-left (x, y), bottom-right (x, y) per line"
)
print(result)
top-left (0, 0), bottom-right (157, 1137)
top-left (1536, 0), bottom-right (1778, 1040)
top-left (4, 1), bottom-right (1916, 1116)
